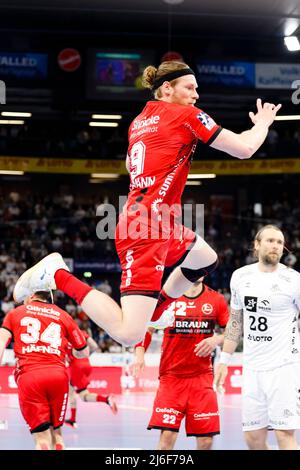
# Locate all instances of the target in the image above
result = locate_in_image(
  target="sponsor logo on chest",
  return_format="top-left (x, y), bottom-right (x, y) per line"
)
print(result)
top-left (132, 115), bottom-right (160, 130)
top-left (244, 296), bottom-right (271, 312)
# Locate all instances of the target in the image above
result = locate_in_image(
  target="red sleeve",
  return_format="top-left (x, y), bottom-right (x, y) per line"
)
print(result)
top-left (186, 107), bottom-right (222, 144)
top-left (216, 294), bottom-right (229, 328)
top-left (64, 314), bottom-right (87, 350)
top-left (135, 331), bottom-right (152, 352)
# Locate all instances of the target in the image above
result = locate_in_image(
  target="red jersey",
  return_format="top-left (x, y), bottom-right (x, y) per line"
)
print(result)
top-left (2, 301), bottom-right (87, 377)
top-left (66, 330), bottom-right (89, 362)
top-left (159, 285), bottom-right (229, 378)
top-left (66, 331), bottom-right (92, 391)
top-left (122, 100), bottom-right (221, 228)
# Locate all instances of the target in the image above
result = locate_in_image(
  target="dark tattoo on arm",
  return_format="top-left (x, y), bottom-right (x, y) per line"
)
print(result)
top-left (224, 308), bottom-right (243, 344)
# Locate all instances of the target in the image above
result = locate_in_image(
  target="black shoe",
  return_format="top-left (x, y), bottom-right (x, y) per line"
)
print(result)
top-left (65, 419), bottom-right (78, 428)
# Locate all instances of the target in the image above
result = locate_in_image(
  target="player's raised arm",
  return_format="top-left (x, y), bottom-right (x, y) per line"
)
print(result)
top-left (211, 99), bottom-right (281, 159)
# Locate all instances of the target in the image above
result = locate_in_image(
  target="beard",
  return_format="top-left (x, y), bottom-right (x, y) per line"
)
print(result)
top-left (261, 253), bottom-right (280, 266)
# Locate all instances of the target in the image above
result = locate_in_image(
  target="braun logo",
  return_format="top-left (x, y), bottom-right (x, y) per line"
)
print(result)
top-left (0, 80), bottom-right (6, 104)
top-left (176, 320), bottom-right (209, 328)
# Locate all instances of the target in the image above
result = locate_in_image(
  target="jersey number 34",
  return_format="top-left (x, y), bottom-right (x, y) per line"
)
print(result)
top-left (20, 317), bottom-right (62, 349)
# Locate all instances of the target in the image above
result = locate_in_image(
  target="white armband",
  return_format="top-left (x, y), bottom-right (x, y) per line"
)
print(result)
top-left (219, 351), bottom-right (232, 365)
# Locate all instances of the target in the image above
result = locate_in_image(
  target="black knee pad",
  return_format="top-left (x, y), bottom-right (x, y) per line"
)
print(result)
top-left (79, 389), bottom-right (88, 400)
top-left (181, 259), bottom-right (218, 282)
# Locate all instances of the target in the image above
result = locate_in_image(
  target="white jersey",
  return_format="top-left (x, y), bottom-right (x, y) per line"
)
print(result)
top-left (230, 262), bottom-right (300, 371)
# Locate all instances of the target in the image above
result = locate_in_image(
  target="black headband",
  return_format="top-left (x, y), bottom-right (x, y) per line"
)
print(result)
top-left (152, 67), bottom-right (195, 90)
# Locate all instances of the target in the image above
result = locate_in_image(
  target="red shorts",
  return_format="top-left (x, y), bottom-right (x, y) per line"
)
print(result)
top-left (69, 358), bottom-right (92, 392)
top-left (116, 220), bottom-right (196, 297)
top-left (148, 373), bottom-right (220, 436)
top-left (16, 367), bottom-right (69, 433)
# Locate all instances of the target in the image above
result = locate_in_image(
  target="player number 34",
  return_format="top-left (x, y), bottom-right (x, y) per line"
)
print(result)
top-left (20, 316), bottom-right (62, 349)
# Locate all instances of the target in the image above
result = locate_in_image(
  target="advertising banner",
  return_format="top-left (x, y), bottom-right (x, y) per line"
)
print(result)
top-left (255, 62), bottom-right (300, 89)
top-left (75, 261), bottom-right (121, 273)
top-left (1, 157), bottom-right (299, 175)
top-left (0, 52), bottom-right (48, 79)
top-left (0, 364), bottom-right (241, 394)
top-left (224, 366), bottom-right (243, 394)
top-left (196, 60), bottom-right (255, 88)
top-left (0, 366), bottom-right (122, 394)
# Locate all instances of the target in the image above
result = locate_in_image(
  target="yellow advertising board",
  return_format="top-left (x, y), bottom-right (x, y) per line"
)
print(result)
top-left (0, 156), bottom-right (299, 175)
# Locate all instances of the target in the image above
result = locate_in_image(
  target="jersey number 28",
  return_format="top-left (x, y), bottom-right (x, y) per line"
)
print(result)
top-left (249, 315), bottom-right (268, 332)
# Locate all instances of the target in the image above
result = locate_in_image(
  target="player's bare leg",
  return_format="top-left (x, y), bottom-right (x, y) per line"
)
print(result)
top-left (244, 429), bottom-right (269, 450)
top-left (78, 389), bottom-right (118, 414)
top-left (52, 427), bottom-right (65, 450)
top-left (151, 237), bottom-right (218, 321)
top-left (196, 436), bottom-right (213, 450)
top-left (13, 240), bottom-right (216, 346)
top-left (275, 429), bottom-right (298, 450)
top-left (65, 384), bottom-right (78, 428)
top-left (157, 430), bottom-right (178, 450)
top-left (164, 237), bottom-right (217, 296)
top-left (82, 291), bottom-right (157, 345)
top-left (13, 253), bottom-right (157, 346)
top-left (33, 429), bottom-right (52, 450)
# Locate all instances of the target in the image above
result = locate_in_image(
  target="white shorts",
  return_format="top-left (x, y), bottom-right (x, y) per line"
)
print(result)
top-left (242, 363), bottom-right (300, 431)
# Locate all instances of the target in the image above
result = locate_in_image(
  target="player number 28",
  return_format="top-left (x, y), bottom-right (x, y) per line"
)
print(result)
top-left (249, 315), bottom-right (268, 332)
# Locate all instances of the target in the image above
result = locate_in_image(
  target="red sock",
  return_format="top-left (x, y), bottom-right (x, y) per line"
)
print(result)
top-left (54, 270), bottom-right (93, 305)
top-left (96, 394), bottom-right (108, 403)
top-left (70, 407), bottom-right (77, 422)
top-left (150, 289), bottom-right (175, 322)
top-left (55, 443), bottom-right (64, 451)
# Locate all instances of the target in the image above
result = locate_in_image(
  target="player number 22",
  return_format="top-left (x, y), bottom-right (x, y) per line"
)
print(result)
top-left (162, 414), bottom-right (176, 424)
top-left (20, 317), bottom-right (62, 348)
